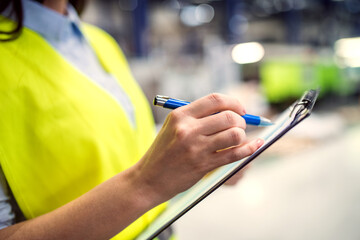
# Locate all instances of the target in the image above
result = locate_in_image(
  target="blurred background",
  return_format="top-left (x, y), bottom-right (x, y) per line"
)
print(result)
top-left (81, 0), bottom-right (360, 239)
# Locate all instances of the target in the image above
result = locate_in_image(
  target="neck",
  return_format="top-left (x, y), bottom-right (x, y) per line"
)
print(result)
top-left (42, 0), bottom-right (68, 15)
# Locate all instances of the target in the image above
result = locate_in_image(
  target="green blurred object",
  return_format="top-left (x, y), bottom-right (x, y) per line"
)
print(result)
top-left (260, 58), bottom-right (351, 103)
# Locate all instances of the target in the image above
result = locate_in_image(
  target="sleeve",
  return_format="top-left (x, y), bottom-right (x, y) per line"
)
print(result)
top-left (0, 167), bottom-right (15, 229)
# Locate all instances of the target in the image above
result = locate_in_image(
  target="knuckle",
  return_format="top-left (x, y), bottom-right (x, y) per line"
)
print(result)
top-left (208, 93), bottom-right (225, 107)
top-left (224, 111), bottom-right (245, 128)
top-left (174, 123), bottom-right (188, 141)
top-left (229, 128), bottom-right (243, 145)
top-left (183, 144), bottom-right (196, 156)
top-left (224, 111), bottom-right (236, 125)
top-left (168, 109), bottom-right (183, 123)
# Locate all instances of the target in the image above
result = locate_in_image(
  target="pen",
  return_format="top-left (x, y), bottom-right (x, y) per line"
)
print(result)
top-left (154, 95), bottom-right (273, 127)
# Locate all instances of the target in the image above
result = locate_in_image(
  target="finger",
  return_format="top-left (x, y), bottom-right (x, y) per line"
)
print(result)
top-left (210, 138), bottom-right (264, 168)
top-left (183, 93), bottom-right (246, 119)
top-left (206, 127), bottom-right (246, 152)
top-left (195, 110), bottom-right (246, 136)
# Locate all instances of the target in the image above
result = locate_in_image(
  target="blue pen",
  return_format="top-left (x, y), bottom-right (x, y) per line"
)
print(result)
top-left (153, 95), bottom-right (273, 127)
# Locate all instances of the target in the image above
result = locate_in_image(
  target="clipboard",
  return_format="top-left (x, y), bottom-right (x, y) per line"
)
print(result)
top-left (137, 89), bottom-right (319, 240)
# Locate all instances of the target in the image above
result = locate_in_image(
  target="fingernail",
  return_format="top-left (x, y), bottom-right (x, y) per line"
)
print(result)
top-left (242, 108), bottom-right (247, 115)
top-left (256, 138), bottom-right (264, 147)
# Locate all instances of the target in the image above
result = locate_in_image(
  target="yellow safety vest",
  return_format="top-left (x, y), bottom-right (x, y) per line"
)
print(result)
top-left (0, 20), bottom-right (166, 239)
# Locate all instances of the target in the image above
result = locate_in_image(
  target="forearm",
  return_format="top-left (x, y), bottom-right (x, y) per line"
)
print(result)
top-left (0, 167), bottom-right (161, 240)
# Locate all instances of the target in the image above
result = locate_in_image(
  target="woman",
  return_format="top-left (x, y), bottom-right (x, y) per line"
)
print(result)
top-left (0, 0), bottom-right (264, 239)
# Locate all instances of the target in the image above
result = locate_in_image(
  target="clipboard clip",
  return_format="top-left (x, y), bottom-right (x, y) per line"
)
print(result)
top-left (290, 89), bottom-right (320, 124)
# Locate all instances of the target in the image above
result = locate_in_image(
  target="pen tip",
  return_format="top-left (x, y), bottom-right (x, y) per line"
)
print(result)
top-left (259, 117), bottom-right (274, 127)
top-left (262, 122), bottom-right (274, 126)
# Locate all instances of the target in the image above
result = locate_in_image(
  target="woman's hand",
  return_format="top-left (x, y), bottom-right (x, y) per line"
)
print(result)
top-left (132, 93), bottom-right (264, 205)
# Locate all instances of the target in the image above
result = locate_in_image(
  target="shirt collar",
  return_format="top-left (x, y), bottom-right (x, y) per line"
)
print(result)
top-left (22, 0), bottom-right (84, 42)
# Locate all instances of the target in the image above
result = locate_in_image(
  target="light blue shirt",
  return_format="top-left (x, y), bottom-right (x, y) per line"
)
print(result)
top-left (22, 0), bottom-right (136, 126)
top-left (0, 0), bottom-right (137, 228)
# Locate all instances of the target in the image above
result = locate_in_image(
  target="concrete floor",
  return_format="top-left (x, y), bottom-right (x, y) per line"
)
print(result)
top-left (173, 114), bottom-right (360, 240)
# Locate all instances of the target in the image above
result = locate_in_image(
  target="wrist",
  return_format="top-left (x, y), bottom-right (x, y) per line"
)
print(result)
top-left (124, 162), bottom-right (166, 211)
